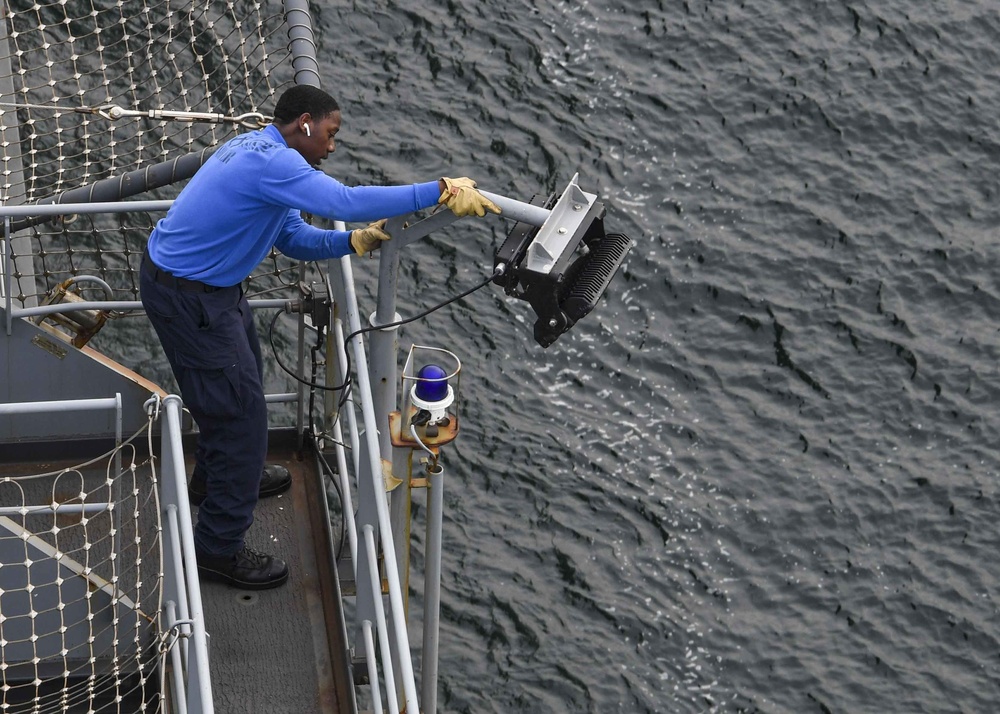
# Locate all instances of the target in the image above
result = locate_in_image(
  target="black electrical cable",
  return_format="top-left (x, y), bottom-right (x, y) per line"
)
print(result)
top-left (269, 266), bottom-right (504, 484)
top-left (268, 309), bottom-right (327, 389)
top-left (315, 447), bottom-right (348, 562)
top-left (267, 268), bottom-right (499, 394)
top-left (306, 335), bottom-right (322, 439)
top-left (338, 268), bottom-right (499, 386)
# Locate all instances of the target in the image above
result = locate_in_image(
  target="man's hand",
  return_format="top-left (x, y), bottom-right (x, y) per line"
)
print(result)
top-left (350, 219), bottom-right (392, 256)
top-left (438, 177), bottom-right (502, 218)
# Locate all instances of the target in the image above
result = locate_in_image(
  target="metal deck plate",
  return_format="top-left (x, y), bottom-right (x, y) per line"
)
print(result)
top-left (195, 449), bottom-right (349, 714)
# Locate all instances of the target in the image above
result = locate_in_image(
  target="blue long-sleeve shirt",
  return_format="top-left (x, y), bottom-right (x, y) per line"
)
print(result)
top-left (146, 124), bottom-right (441, 286)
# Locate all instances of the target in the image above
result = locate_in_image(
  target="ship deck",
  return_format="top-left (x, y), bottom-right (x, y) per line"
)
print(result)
top-left (0, 431), bottom-right (354, 714)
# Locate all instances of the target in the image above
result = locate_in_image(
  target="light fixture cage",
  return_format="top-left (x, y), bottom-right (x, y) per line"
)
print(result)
top-left (399, 344), bottom-right (462, 445)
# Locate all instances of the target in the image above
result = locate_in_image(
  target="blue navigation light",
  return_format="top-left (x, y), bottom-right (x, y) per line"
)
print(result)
top-left (415, 364), bottom-right (449, 403)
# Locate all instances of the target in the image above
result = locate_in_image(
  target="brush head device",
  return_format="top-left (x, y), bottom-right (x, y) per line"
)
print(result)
top-left (492, 174), bottom-right (632, 347)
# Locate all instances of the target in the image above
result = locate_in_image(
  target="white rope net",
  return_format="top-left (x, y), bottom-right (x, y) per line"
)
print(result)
top-left (0, 435), bottom-right (163, 713)
top-left (2, 0), bottom-right (288, 202)
top-left (0, 0), bottom-right (306, 309)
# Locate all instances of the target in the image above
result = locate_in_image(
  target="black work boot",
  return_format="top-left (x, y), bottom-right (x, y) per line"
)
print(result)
top-left (188, 464), bottom-right (292, 506)
top-left (195, 545), bottom-right (289, 590)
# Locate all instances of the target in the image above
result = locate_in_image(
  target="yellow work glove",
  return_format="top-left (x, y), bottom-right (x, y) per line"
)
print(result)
top-left (349, 219), bottom-right (391, 257)
top-left (438, 176), bottom-right (501, 218)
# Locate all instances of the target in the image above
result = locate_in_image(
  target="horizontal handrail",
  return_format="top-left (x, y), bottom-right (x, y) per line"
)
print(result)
top-left (0, 503), bottom-right (112, 516)
top-left (9, 298), bottom-right (295, 319)
top-left (0, 395), bottom-right (120, 415)
top-left (0, 199), bottom-right (173, 218)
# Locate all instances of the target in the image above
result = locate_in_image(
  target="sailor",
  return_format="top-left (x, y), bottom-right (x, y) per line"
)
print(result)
top-left (140, 84), bottom-right (499, 589)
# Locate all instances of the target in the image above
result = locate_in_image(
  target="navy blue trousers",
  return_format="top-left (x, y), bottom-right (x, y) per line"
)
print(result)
top-left (140, 262), bottom-right (268, 557)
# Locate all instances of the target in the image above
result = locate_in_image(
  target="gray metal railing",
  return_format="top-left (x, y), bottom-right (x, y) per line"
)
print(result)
top-left (0, 392), bottom-right (213, 711)
top-left (328, 243), bottom-right (421, 714)
top-left (0, 200), bottom-right (299, 327)
top-left (155, 393), bottom-right (214, 714)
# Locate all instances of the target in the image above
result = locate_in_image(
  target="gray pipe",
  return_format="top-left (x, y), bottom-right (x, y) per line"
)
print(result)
top-left (8, 150), bottom-right (212, 233)
top-left (479, 190), bottom-right (551, 227)
top-left (284, 0), bottom-right (321, 88)
top-left (421, 461), bottom-right (445, 714)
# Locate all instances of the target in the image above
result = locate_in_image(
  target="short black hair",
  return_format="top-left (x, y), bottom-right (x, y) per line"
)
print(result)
top-left (273, 85), bottom-right (340, 124)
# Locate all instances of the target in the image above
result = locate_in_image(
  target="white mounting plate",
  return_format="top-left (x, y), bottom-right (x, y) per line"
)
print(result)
top-left (524, 173), bottom-right (598, 275)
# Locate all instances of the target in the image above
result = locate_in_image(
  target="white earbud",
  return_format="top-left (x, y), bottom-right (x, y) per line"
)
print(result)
top-left (304, 123), bottom-right (311, 137)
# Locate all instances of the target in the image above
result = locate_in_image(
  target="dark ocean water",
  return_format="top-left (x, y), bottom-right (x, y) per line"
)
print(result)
top-left (300, 1), bottom-right (1000, 712)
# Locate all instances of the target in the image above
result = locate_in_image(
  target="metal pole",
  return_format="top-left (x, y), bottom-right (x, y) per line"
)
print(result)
top-left (368, 216), bottom-right (414, 704)
top-left (0, 503), bottom-right (112, 516)
top-left (327, 238), bottom-right (363, 485)
top-left (3, 216), bottom-right (11, 335)
top-left (162, 395), bottom-right (214, 714)
top-left (114, 391), bottom-right (122, 500)
top-left (332, 254), bottom-right (381, 665)
top-left (164, 600), bottom-right (188, 714)
top-left (327, 320), bottom-right (359, 571)
top-left (389, 445), bottom-right (412, 614)
top-left (333, 316), bottom-right (362, 488)
top-left (0, 199), bottom-right (173, 217)
top-left (295, 261), bottom-right (307, 447)
top-left (283, 0), bottom-right (321, 88)
top-left (370, 215), bottom-right (405, 456)
top-left (9, 297), bottom-right (293, 320)
top-left (264, 392), bottom-right (298, 404)
top-left (0, 19), bottom-right (34, 305)
top-left (157, 398), bottom-right (187, 677)
top-left (338, 255), bottom-right (420, 714)
top-left (0, 395), bottom-right (120, 415)
top-left (111, 393), bottom-right (123, 639)
top-left (164, 504), bottom-right (193, 671)
top-left (6, 151), bottom-right (211, 233)
top-left (361, 620), bottom-right (382, 714)
top-left (478, 190), bottom-right (550, 227)
top-left (364, 524), bottom-right (399, 714)
top-left (13, 301), bottom-right (144, 317)
top-left (421, 461), bottom-right (445, 714)
top-left (391, 190), bottom-right (549, 251)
